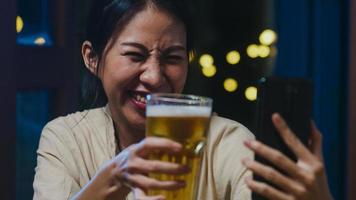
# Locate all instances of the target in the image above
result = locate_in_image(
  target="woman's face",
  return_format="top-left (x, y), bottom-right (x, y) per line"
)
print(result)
top-left (100, 7), bottom-right (188, 132)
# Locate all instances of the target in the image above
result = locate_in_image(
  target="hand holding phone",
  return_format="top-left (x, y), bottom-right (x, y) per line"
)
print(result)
top-left (242, 77), bottom-right (333, 200)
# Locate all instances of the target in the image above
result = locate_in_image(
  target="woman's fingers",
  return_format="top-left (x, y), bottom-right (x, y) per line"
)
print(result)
top-left (133, 188), bottom-right (166, 200)
top-left (125, 157), bottom-right (190, 175)
top-left (243, 114), bottom-right (333, 200)
top-left (244, 176), bottom-right (294, 200)
top-left (271, 113), bottom-right (313, 161)
top-left (272, 114), bottom-right (325, 176)
top-left (244, 139), bottom-right (307, 181)
top-left (242, 158), bottom-right (305, 195)
top-left (111, 137), bottom-right (190, 196)
top-left (134, 137), bottom-right (183, 158)
top-left (124, 173), bottom-right (186, 191)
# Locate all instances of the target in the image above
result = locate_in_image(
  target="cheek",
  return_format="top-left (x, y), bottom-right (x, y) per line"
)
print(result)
top-left (167, 64), bottom-right (188, 91)
top-left (100, 64), bottom-right (135, 100)
top-left (102, 57), bottom-right (139, 85)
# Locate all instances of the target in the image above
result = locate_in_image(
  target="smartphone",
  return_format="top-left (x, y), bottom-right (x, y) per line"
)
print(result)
top-left (252, 77), bottom-right (314, 200)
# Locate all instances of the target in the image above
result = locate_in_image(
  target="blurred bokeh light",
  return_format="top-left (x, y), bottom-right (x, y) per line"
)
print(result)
top-left (224, 78), bottom-right (238, 92)
top-left (226, 50), bottom-right (241, 65)
top-left (245, 86), bottom-right (257, 101)
top-left (259, 29), bottom-right (277, 46)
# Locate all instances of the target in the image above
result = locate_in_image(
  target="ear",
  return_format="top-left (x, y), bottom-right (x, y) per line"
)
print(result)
top-left (82, 41), bottom-right (99, 75)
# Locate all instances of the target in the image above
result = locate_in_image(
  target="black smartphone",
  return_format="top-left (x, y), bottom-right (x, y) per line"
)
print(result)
top-left (252, 77), bottom-right (314, 200)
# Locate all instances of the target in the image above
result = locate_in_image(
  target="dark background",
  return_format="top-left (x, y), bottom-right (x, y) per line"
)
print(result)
top-left (1, 0), bottom-right (355, 199)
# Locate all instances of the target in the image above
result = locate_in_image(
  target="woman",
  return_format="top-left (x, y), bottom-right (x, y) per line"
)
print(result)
top-left (33, 0), bottom-right (333, 199)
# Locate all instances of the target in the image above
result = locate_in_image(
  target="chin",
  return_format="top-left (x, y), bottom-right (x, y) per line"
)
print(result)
top-left (131, 115), bottom-right (146, 129)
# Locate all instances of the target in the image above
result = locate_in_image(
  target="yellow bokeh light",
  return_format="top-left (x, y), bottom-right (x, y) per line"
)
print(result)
top-left (16, 16), bottom-right (24, 33)
top-left (259, 45), bottom-right (271, 58)
top-left (34, 37), bottom-right (46, 45)
top-left (226, 50), bottom-right (241, 65)
top-left (247, 44), bottom-right (259, 58)
top-left (202, 65), bottom-right (217, 77)
top-left (245, 86), bottom-right (258, 101)
top-left (224, 78), bottom-right (238, 92)
top-left (259, 29), bottom-right (277, 46)
top-left (189, 51), bottom-right (195, 63)
top-left (199, 54), bottom-right (214, 68)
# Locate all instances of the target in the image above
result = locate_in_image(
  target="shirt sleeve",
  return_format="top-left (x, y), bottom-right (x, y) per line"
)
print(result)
top-left (212, 119), bottom-right (254, 200)
top-left (229, 126), bottom-right (253, 200)
top-left (33, 120), bottom-right (81, 200)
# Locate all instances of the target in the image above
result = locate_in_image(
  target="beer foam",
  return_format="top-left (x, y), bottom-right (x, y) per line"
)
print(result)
top-left (146, 105), bottom-right (211, 117)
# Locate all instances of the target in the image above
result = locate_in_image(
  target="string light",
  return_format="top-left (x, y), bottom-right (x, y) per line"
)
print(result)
top-left (224, 78), bottom-right (238, 92)
top-left (245, 86), bottom-right (258, 101)
top-left (202, 65), bottom-right (217, 78)
top-left (247, 44), bottom-right (259, 58)
top-left (247, 44), bottom-right (271, 58)
top-left (259, 29), bottom-right (277, 46)
top-left (259, 45), bottom-right (271, 58)
top-left (226, 50), bottom-right (241, 65)
top-left (34, 37), bottom-right (46, 45)
top-left (16, 16), bottom-right (24, 33)
top-left (199, 54), bottom-right (214, 68)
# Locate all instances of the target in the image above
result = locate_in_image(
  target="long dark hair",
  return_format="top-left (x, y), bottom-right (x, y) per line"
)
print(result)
top-left (81, 0), bottom-right (194, 109)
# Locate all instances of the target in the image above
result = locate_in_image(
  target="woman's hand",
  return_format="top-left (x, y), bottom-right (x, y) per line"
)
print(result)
top-left (74, 137), bottom-right (189, 200)
top-left (242, 113), bottom-right (333, 200)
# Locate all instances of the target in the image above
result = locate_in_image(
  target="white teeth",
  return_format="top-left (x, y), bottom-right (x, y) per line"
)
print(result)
top-left (133, 93), bottom-right (147, 104)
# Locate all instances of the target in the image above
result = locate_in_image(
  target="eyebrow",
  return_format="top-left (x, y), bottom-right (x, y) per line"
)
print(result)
top-left (121, 42), bottom-right (186, 53)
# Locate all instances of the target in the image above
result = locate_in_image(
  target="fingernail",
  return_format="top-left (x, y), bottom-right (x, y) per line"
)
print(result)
top-left (243, 139), bottom-right (251, 147)
top-left (245, 139), bottom-right (259, 149)
top-left (241, 158), bottom-right (251, 166)
top-left (244, 176), bottom-right (252, 183)
top-left (250, 140), bottom-right (259, 149)
top-left (244, 139), bottom-right (257, 148)
top-left (173, 143), bottom-right (183, 151)
top-left (272, 112), bottom-right (281, 121)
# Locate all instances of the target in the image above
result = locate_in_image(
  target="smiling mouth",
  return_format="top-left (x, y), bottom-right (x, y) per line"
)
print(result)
top-left (128, 91), bottom-right (148, 110)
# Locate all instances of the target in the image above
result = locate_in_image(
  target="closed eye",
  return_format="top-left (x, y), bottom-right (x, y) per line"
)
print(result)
top-left (122, 52), bottom-right (146, 62)
top-left (162, 54), bottom-right (184, 64)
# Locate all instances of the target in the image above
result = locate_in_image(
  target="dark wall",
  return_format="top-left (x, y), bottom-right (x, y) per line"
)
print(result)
top-left (275, 0), bottom-right (348, 199)
top-left (348, 0), bottom-right (356, 199)
top-left (0, 0), bottom-right (16, 199)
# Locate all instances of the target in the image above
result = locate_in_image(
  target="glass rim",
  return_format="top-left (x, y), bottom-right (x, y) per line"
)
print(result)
top-left (147, 93), bottom-right (213, 105)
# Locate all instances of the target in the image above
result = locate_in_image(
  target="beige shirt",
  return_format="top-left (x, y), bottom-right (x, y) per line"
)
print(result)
top-left (33, 106), bottom-right (254, 200)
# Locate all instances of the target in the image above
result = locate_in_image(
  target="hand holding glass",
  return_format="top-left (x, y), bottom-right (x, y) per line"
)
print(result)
top-left (146, 93), bottom-right (213, 200)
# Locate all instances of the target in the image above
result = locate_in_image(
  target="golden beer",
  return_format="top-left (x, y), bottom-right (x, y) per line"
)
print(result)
top-left (146, 94), bottom-right (212, 200)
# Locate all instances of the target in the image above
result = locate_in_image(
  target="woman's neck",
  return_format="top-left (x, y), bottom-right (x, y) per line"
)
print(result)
top-left (113, 120), bottom-right (145, 150)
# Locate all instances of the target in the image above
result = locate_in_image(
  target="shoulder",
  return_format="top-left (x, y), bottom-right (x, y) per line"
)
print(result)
top-left (38, 107), bottom-right (113, 154)
top-left (208, 115), bottom-right (255, 145)
top-left (207, 115), bottom-right (254, 161)
top-left (42, 107), bottom-right (109, 140)
top-left (44, 107), bottom-right (108, 132)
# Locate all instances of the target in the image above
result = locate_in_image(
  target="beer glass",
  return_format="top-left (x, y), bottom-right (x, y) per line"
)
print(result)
top-left (146, 93), bottom-right (213, 200)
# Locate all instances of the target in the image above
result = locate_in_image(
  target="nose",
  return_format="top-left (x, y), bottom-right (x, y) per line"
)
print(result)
top-left (139, 57), bottom-right (164, 89)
